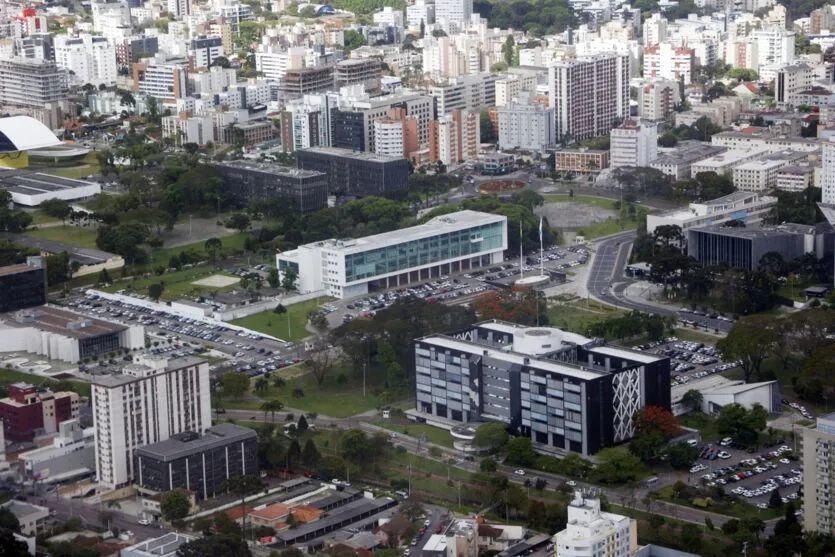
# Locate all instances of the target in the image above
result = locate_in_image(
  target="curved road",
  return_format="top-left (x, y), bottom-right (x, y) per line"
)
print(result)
top-left (587, 232), bottom-right (733, 333)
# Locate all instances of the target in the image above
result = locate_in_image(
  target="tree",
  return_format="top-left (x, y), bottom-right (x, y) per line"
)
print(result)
top-left (0, 528), bottom-right (29, 556)
top-left (302, 438), bottom-right (320, 465)
top-left (717, 315), bottom-right (779, 382)
top-left (593, 448), bottom-right (645, 484)
top-left (769, 488), bottom-right (783, 508)
top-left (339, 429), bottom-right (372, 463)
top-left (148, 282), bottom-right (164, 302)
top-left (0, 507), bottom-right (20, 532)
top-left (502, 35), bottom-right (517, 67)
top-left (281, 267), bottom-right (298, 291)
top-left (205, 237), bottom-right (222, 265)
top-left (681, 389), bottom-right (704, 413)
top-left (715, 403), bottom-right (768, 447)
top-left (629, 432), bottom-right (666, 462)
top-left (210, 56), bottom-right (231, 68)
top-left (666, 442), bottom-right (700, 470)
top-left (223, 475), bottom-right (265, 539)
top-left (274, 304), bottom-right (287, 315)
top-left (221, 372), bottom-right (250, 399)
top-left (307, 336), bottom-right (335, 387)
top-left (472, 423), bottom-right (509, 452)
top-left (297, 414), bottom-right (309, 434)
top-left (260, 400), bottom-right (283, 422)
top-left (267, 267), bottom-right (280, 288)
top-left (658, 132), bottom-right (678, 147)
top-left (308, 311), bottom-right (328, 333)
top-left (40, 198), bottom-right (72, 224)
top-left (798, 342), bottom-right (835, 404)
top-left (480, 458), bottom-right (497, 473)
top-left (225, 213), bottom-right (251, 233)
top-left (505, 437), bottom-right (537, 467)
top-left (161, 490), bottom-right (191, 521)
top-left (633, 406), bottom-right (680, 438)
top-left (176, 534), bottom-right (253, 557)
top-left (343, 29), bottom-right (366, 52)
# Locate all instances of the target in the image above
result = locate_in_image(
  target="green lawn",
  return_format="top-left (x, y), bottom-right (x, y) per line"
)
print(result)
top-left (544, 195), bottom-right (617, 210)
top-left (0, 368), bottom-right (90, 397)
top-left (373, 421), bottom-right (456, 448)
top-left (25, 225), bottom-right (99, 249)
top-left (230, 298), bottom-right (323, 342)
top-left (547, 299), bottom-right (625, 335)
top-left (26, 210), bottom-right (59, 226)
top-left (680, 412), bottom-right (720, 441)
top-left (226, 366), bottom-right (385, 418)
top-left (148, 232), bottom-right (253, 266)
top-left (100, 265), bottom-right (240, 301)
top-left (577, 218), bottom-right (639, 240)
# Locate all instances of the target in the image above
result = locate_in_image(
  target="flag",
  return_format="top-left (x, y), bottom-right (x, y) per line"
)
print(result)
top-left (539, 216), bottom-right (543, 245)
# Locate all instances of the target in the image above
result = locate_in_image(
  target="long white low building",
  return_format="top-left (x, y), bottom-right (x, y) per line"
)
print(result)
top-left (646, 191), bottom-right (777, 235)
top-left (278, 210), bottom-right (508, 299)
top-left (0, 170), bottom-right (100, 206)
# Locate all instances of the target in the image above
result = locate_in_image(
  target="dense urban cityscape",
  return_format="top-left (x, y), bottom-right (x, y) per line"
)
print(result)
top-left (0, 0), bottom-right (832, 555)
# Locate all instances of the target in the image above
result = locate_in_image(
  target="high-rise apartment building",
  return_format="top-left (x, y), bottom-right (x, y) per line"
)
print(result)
top-left (642, 12), bottom-right (667, 46)
top-left (823, 138), bottom-right (835, 206)
top-left (92, 356), bottom-right (212, 489)
top-left (190, 36), bottom-right (223, 69)
top-left (753, 27), bottom-right (795, 70)
top-left (429, 109), bottom-right (479, 165)
top-left (133, 59), bottom-right (189, 101)
top-left (497, 93), bottom-right (556, 152)
top-left (804, 413), bottom-right (835, 533)
top-left (609, 119), bottom-right (658, 169)
top-left (167, 0), bottom-right (191, 18)
top-left (374, 110), bottom-right (419, 158)
top-left (54, 35), bottom-right (117, 87)
top-left (426, 72), bottom-right (498, 115)
top-left (0, 58), bottom-right (68, 108)
top-left (637, 78), bottom-right (679, 121)
top-left (548, 54), bottom-right (629, 142)
top-left (407, 0), bottom-right (435, 29)
top-left (775, 63), bottom-right (814, 110)
top-left (643, 43), bottom-right (695, 84)
top-left (434, 0), bottom-right (472, 30)
top-left (553, 491), bottom-right (638, 557)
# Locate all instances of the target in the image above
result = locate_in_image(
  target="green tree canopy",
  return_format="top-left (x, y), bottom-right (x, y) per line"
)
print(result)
top-left (161, 490), bottom-right (191, 521)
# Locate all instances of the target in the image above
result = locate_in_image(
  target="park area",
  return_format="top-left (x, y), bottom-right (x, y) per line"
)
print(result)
top-left (539, 194), bottom-right (648, 242)
top-left (230, 298), bottom-right (323, 342)
top-left (25, 225), bottom-right (99, 249)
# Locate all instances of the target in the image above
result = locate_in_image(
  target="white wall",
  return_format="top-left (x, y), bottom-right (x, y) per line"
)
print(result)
top-left (12, 183), bottom-right (101, 207)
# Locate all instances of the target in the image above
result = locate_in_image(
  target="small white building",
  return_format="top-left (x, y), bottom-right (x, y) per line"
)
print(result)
top-left (671, 375), bottom-right (780, 416)
top-left (733, 151), bottom-right (810, 192)
top-left (1, 501), bottom-right (49, 536)
top-left (690, 148), bottom-right (771, 178)
top-left (553, 491), bottom-right (637, 557)
top-left (0, 172), bottom-right (101, 207)
top-left (609, 118), bottom-right (658, 169)
top-left (646, 191), bottom-right (777, 235)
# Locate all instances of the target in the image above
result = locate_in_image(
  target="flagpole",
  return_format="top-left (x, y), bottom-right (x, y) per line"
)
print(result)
top-left (539, 215), bottom-right (545, 277)
top-left (519, 220), bottom-right (524, 281)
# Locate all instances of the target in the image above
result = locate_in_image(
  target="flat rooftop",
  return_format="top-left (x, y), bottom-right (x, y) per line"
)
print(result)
top-left (0, 262), bottom-right (39, 278)
top-left (299, 210), bottom-right (506, 255)
top-left (135, 423), bottom-right (256, 462)
top-left (300, 146), bottom-right (405, 164)
top-left (689, 223), bottom-right (824, 239)
top-left (91, 356), bottom-right (205, 388)
top-left (651, 143), bottom-right (727, 165)
top-left (0, 169), bottom-right (95, 196)
top-left (0, 305), bottom-right (126, 339)
top-left (217, 160), bottom-right (325, 179)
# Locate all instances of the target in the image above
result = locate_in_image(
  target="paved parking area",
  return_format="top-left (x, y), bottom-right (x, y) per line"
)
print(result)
top-left (630, 337), bottom-right (738, 387)
top-left (690, 443), bottom-right (802, 508)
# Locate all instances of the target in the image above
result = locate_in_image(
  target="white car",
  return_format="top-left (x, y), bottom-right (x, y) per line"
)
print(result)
top-left (138, 519), bottom-right (151, 526)
top-left (717, 451), bottom-right (731, 459)
top-left (514, 469), bottom-right (526, 476)
top-left (566, 480), bottom-right (577, 487)
top-left (779, 458), bottom-right (791, 465)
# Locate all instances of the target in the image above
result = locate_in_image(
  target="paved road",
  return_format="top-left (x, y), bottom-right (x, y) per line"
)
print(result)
top-left (587, 233), bottom-right (733, 333)
top-left (36, 492), bottom-right (163, 539)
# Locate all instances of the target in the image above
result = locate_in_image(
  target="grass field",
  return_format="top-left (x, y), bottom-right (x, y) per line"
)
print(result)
top-left (25, 225), bottom-right (99, 249)
top-left (38, 153), bottom-right (101, 180)
top-left (230, 298), bottom-right (323, 342)
top-left (577, 218), bottom-right (639, 239)
top-left (547, 299), bottom-right (625, 335)
top-left (544, 194), bottom-right (617, 210)
top-left (373, 421), bottom-right (456, 448)
top-left (100, 266), bottom-right (240, 301)
top-left (26, 210), bottom-right (59, 226)
top-left (680, 412), bottom-right (720, 441)
top-left (148, 232), bottom-right (252, 266)
top-left (0, 368), bottom-right (91, 397)
top-left (226, 366), bottom-right (385, 418)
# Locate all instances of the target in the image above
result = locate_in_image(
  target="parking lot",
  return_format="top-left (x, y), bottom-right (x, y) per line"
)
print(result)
top-left (690, 442), bottom-right (802, 509)
top-left (57, 293), bottom-right (298, 377)
top-left (630, 337), bottom-right (740, 387)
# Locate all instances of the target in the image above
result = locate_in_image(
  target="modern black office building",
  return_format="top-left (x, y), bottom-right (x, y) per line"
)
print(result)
top-left (216, 161), bottom-right (328, 213)
top-left (414, 320), bottom-right (671, 456)
top-left (330, 109), bottom-right (366, 152)
top-left (687, 223), bottom-right (834, 271)
top-left (134, 424), bottom-right (257, 500)
top-left (0, 257), bottom-right (47, 313)
top-left (296, 146), bottom-right (409, 198)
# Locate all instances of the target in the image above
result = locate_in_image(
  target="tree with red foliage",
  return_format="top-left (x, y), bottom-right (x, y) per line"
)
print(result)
top-left (634, 406), bottom-right (681, 439)
top-left (471, 287), bottom-right (548, 326)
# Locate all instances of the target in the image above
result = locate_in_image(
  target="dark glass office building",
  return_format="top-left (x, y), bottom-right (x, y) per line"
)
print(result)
top-left (330, 109), bottom-right (366, 152)
top-left (0, 257), bottom-right (47, 313)
top-left (216, 161), bottom-right (328, 213)
top-left (134, 424), bottom-right (258, 500)
top-left (414, 320), bottom-right (671, 456)
top-left (296, 146), bottom-right (409, 198)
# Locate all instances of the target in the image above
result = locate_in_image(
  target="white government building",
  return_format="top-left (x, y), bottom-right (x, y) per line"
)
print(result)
top-left (91, 356), bottom-right (212, 489)
top-left (277, 210), bottom-right (508, 299)
top-left (645, 191), bottom-right (777, 235)
top-left (553, 491), bottom-right (637, 557)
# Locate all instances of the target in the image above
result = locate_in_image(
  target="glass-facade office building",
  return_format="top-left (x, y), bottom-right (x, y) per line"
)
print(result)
top-left (415, 321), bottom-right (671, 456)
top-left (277, 210), bottom-right (507, 298)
